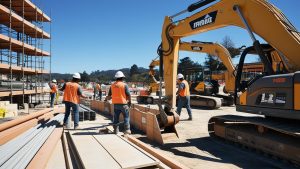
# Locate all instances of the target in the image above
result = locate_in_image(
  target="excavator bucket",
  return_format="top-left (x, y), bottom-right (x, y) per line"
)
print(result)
top-left (131, 104), bottom-right (179, 144)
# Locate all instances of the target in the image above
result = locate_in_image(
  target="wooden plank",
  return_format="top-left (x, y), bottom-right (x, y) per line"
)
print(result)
top-left (1, 0), bottom-right (51, 22)
top-left (153, 115), bottom-right (164, 145)
top-left (0, 108), bottom-right (53, 132)
top-left (141, 112), bottom-right (147, 132)
top-left (146, 113), bottom-right (155, 141)
top-left (129, 108), bottom-right (135, 125)
top-left (126, 135), bottom-right (189, 169)
top-left (0, 118), bottom-right (37, 145)
top-left (135, 109), bottom-right (142, 130)
top-left (61, 131), bottom-right (74, 169)
top-left (45, 139), bottom-right (67, 169)
top-left (93, 134), bottom-right (158, 169)
top-left (27, 128), bottom-right (64, 169)
top-left (69, 131), bottom-right (121, 169)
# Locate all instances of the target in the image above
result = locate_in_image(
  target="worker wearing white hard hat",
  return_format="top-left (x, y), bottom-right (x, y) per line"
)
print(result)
top-left (72, 72), bottom-right (81, 79)
top-left (177, 73), bottom-right (184, 79)
top-left (105, 71), bottom-right (132, 134)
top-left (49, 79), bottom-right (58, 108)
top-left (60, 72), bottom-right (87, 129)
top-left (176, 73), bottom-right (193, 120)
top-left (115, 71), bottom-right (125, 78)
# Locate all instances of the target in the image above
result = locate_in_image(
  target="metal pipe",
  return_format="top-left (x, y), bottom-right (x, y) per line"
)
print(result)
top-left (233, 5), bottom-right (256, 42)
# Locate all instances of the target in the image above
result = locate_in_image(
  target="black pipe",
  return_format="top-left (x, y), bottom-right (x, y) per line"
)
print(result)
top-left (253, 40), bottom-right (273, 75)
top-left (234, 47), bottom-right (252, 104)
top-left (159, 49), bottom-right (164, 80)
top-left (187, 0), bottom-right (217, 12)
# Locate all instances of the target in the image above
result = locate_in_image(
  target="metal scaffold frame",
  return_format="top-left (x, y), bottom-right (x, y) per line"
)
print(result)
top-left (0, 0), bottom-right (51, 108)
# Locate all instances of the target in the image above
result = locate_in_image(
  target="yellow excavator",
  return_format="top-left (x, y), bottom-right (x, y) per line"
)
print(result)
top-left (180, 41), bottom-right (235, 106)
top-left (158, 0), bottom-right (300, 163)
top-left (138, 41), bottom-right (236, 107)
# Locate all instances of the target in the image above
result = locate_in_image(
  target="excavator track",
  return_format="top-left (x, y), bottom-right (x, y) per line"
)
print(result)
top-left (208, 115), bottom-right (300, 165)
top-left (190, 95), bottom-right (222, 109)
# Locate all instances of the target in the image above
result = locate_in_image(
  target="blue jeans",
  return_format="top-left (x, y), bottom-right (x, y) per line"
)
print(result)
top-left (63, 101), bottom-right (79, 127)
top-left (177, 96), bottom-right (192, 118)
top-left (113, 104), bottom-right (130, 129)
top-left (50, 93), bottom-right (56, 108)
top-left (99, 91), bottom-right (102, 101)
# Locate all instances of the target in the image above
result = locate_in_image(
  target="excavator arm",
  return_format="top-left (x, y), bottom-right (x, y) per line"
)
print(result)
top-left (180, 41), bottom-right (235, 93)
top-left (160, 0), bottom-right (300, 111)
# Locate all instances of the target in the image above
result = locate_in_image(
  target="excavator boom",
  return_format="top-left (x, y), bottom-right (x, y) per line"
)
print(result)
top-left (180, 41), bottom-right (235, 93)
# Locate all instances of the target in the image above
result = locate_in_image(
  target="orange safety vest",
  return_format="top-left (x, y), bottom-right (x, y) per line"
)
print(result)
top-left (50, 83), bottom-right (58, 94)
top-left (179, 80), bottom-right (190, 97)
top-left (63, 82), bottom-right (80, 104)
top-left (111, 81), bottom-right (127, 104)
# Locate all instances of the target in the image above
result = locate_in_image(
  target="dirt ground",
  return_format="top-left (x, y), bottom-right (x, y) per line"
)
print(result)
top-left (131, 105), bottom-right (298, 169)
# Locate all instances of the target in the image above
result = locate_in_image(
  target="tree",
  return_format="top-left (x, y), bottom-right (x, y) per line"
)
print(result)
top-left (203, 36), bottom-right (240, 72)
top-left (204, 55), bottom-right (225, 71)
top-left (80, 71), bottom-right (90, 82)
top-left (178, 57), bottom-right (202, 79)
top-left (221, 36), bottom-right (240, 58)
top-left (130, 64), bottom-right (139, 77)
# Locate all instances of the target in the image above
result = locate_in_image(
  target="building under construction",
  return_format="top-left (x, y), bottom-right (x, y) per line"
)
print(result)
top-left (0, 0), bottom-right (51, 108)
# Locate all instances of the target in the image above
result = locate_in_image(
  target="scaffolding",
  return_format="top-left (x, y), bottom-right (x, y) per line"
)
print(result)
top-left (0, 0), bottom-right (51, 108)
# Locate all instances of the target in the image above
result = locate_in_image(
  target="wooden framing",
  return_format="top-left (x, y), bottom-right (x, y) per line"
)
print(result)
top-left (0, 63), bottom-right (49, 74)
top-left (0, 4), bottom-right (50, 38)
top-left (0, 34), bottom-right (50, 56)
top-left (0, 89), bottom-right (50, 97)
top-left (0, 0), bottom-right (51, 22)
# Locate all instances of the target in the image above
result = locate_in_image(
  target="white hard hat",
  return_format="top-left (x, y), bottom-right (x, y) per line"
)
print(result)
top-left (115, 71), bottom-right (125, 78)
top-left (177, 73), bottom-right (184, 79)
top-left (73, 72), bottom-right (81, 79)
top-left (52, 79), bottom-right (57, 83)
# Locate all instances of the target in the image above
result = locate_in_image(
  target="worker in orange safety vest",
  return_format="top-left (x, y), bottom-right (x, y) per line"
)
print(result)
top-left (105, 71), bottom-right (131, 134)
top-left (176, 73), bottom-right (192, 120)
top-left (60, 73), bottom-right (87, 129)
top-left (49, 79), bottom-right (58, 108)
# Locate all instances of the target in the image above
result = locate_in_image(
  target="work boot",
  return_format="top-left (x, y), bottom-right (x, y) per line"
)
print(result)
top-left (74, 125), bottom-right (81, 130)
top-left (124, 124), bottom-right (131, 135)
top-left (124, 129), bottom-right (131, 135)
top-left (113, 126), bottom-right (119, 134)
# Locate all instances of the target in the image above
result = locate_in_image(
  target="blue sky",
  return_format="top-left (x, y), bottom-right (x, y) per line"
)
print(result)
top-left (39, 0), bottom-right (300, 74)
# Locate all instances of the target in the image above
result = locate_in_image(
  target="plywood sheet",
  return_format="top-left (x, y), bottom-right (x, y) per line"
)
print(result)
top-left (69, 131), bottom-right (121, 169)
top-left (93, 134), bottom-right (158, 169)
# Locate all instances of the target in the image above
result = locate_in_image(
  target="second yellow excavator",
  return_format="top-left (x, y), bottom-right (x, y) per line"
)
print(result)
top-left (137, 40), bottom-right (236, 108)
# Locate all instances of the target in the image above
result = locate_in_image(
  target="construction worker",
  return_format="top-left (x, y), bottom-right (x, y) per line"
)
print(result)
top-left (49, 79), bottom-right (58, 108)
top-left (60, 73), bottom-right (86, 129)
top-left (93, 82), bottom-right (98, 100)
top-left (176, 73), bottom-right (192, 120)
top-left (105, 71), bottom-right (131, 134)
top-left (93, 82), bottom-right (102, 100)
